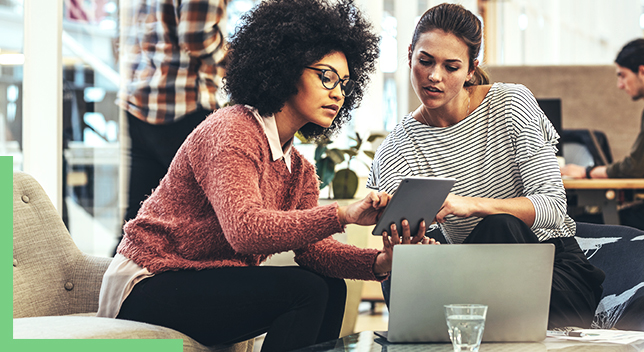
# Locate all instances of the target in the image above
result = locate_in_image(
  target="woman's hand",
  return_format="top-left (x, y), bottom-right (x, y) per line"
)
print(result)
top-left (373, 219), bottom-right (439, 276)
top-left (435, 193), bottom-right (536, 227)
top-left (338, 191), bottom-right (391, 226)
top-left (560, 164), bottom-right (586, 179)
top-left (435, 193), bottom-right (480, 223)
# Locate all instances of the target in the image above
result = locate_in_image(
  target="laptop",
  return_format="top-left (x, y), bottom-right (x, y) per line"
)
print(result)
top-left (378, 243), bottom-right (554, 343)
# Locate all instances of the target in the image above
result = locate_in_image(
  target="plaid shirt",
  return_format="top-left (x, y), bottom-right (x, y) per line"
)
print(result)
top-left (119, 0), bottom-right (229, 124)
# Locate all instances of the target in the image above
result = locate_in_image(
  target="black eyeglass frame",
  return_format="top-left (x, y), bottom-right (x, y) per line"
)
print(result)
top-left (305, 66), bottom-right (355, 96)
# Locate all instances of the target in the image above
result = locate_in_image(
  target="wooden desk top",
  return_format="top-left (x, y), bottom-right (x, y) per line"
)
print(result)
top-left (563, 178), bottom-right (644, 189)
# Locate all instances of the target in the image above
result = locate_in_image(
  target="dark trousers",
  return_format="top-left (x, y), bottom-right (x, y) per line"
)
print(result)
top-left (117, 266), bottom-right (346, 352)
top-left (113, 109), bottom-right (210, 255)
top-left (381, 214), bottom-right (605, 329)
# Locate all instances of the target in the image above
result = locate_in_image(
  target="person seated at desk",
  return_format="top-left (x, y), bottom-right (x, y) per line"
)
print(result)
top-left (96, 1), bottom-right (435, 351)
top-left (561, 39), bottom-right (644, 230)
top-left (367, 3), bottom-right (605, 330)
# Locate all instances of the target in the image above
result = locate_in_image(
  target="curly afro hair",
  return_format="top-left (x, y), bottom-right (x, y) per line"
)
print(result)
top-left (224, 0), bottom-right (380, 141)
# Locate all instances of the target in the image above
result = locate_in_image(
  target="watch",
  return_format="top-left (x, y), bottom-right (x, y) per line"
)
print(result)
top-left (585, 166), bottom-right (594, 179)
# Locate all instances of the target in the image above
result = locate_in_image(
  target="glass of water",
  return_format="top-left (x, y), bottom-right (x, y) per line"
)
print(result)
top-left (444, 304), bottom-right (488, 352)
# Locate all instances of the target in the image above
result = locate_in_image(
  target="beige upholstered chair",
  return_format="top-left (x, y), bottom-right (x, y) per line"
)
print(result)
top-left (12, 171), bottom-right (253, 352)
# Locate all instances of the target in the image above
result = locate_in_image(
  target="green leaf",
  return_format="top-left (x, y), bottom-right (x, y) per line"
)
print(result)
top-left (342, 149), bottom-right (358, 158)
top-left (332, 168), bottom-right (359, 199)
top-left (367, 133), bottom-right (386, 142)
top-left (316, 157), bottom-right (336, 189)
top-left (326, 149), bottom-right (346, 164)
top-left (295, 131), bottom-right (311, 144)
top-left (363, 150), bottom-right (375, 159)
top-left (351, 133), bottom-right (363, 151)
top-left (314, 144), bottom-right (327, 161)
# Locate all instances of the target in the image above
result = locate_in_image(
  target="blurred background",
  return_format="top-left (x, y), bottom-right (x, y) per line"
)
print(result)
top-left (2, 0), bottom-right (643, 257)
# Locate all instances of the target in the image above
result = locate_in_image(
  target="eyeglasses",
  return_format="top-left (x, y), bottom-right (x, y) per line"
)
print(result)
top-left (305, 67), bottom-right (355, 96)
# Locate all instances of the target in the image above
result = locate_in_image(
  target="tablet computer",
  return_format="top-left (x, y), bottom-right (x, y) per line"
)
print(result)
top-left (372, 176), bottom-right (456, 236)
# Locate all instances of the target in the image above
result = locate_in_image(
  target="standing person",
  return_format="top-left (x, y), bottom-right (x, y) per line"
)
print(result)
top-left (114, 0), bottom-right (229, 255)
top-left (561, 38), bottom-right (644, 230)
top-left (367, 3), bottom-right (605, 329)
top-left (98, 1), bottom-right (435, 351)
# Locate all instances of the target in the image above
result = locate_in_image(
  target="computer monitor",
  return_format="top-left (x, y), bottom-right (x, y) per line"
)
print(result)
top-left (537, 98), bottom-right (562, 156)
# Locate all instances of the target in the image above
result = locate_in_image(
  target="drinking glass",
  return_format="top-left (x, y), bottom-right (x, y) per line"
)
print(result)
top-left (444, 304), bottom-right (488, 352)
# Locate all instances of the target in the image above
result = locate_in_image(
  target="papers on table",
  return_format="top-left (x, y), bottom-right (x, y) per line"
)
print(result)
top-left (545, 329), bottom-right (644, 346)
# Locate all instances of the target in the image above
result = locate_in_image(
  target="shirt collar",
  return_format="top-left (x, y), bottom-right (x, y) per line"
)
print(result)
top-left (246, 106), bottom-right (293, 173)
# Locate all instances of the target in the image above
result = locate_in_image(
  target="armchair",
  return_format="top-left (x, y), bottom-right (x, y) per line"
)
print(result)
top-left (12, 171), bottom-right (253, 352)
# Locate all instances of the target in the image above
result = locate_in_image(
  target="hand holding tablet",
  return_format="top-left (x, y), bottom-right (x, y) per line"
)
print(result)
top-left (372, 177), bottom-right (456, 236)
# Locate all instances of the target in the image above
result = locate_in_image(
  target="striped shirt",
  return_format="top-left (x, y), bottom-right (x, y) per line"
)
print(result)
top-left (367, 83), bottom-right (576, 243)
top-left (118, 0), bottom-right (228, 124)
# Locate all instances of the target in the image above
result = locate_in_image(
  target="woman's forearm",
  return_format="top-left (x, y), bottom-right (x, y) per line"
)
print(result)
top-left (468, 196), bottom-right (536, 227)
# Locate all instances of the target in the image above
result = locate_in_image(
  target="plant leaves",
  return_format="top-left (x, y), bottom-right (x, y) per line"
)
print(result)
top-left (316, 157), bottom-right (336, 189)
top-left (367, 133), bottom-right (386, 142)
top-left (314, 144), bottom-right (327, 161)
top-left (332, 168), bottom-right (359, 199)
top-left (342, 149), bottom-right (358, 158)
top-left (295, 131), bottom-right (311, 144)
top-left (326, 149), bottom-right (346, 164)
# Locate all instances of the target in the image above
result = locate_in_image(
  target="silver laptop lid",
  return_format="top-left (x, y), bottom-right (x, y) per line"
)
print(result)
top-left (387, 244), bottom-right (554, 343)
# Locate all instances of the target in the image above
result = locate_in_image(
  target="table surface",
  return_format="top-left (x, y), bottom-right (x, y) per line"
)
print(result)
top-left (291, 331), bottom-right (644, 352)
top-left (563, 178), bottom-right (644, 189)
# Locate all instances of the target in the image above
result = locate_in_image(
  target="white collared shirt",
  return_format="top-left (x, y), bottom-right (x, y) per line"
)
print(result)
top-left (246, 105), bottom-right (293, 173)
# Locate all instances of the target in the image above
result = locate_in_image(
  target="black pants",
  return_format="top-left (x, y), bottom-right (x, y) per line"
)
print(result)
top-left (113, 109), bottom-right (210, 255)
top-left (382, 214), bottom-right (605, 329)
top-left (117, 266), bottom-right (346, 352)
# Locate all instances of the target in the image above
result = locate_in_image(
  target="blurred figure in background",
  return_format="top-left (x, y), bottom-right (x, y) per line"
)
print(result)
top-left (561, 38), bottom-right (644, 230)
top-left (114, 0), bottom-right (229, 255)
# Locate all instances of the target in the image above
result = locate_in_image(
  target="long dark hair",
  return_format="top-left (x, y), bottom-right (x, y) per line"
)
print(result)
top-left (615, 38), bottom-right (644, 73)
top-left (410, 3), bottom-right (489, 86)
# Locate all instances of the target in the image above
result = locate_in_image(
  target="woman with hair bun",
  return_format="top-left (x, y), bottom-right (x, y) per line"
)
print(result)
top-left (97, 1), bottom-right (435, 351)
top-left (369, 3), bottom-right (605, 329)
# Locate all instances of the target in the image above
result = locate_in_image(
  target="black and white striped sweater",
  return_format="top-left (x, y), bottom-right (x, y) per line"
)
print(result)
top-left (367, 83), bottom-right (576, 244)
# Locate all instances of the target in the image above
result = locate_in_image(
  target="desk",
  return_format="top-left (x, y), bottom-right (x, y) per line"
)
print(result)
top-left (563, 179), bottom-right (644, 225)
top-left (291, 331), bottom-right (644, 352)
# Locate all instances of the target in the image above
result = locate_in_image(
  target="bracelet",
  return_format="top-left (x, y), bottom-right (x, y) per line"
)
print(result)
top-left (585, 166), bottom-right (594, 179)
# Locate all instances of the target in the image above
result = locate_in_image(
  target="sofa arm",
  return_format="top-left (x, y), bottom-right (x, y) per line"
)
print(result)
top-left (68, 254), bottom-right (113, 314)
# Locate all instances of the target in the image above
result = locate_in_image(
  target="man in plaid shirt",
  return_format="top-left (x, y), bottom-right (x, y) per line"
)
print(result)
top-left (115, 0), bottom-right (229, 254)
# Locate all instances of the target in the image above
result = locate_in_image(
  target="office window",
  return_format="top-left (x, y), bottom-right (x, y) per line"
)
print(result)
top-left (62, 0), bottom-right (120, 256)
top-left (0, 0), bottom-right (24, 171)
top-left (481, 0), bottom-right (642, 65)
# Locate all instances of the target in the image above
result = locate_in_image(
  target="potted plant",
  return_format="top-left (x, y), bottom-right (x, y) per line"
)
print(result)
top-left (310, 132), bottom-right (385, 199)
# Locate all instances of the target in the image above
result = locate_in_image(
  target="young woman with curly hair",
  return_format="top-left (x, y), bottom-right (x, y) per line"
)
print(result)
top-left (97, 1), bottom-right (435, 350)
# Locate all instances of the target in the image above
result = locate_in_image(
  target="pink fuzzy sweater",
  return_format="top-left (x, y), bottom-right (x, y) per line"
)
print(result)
top-left (118, 105), bottom-right (381, 281)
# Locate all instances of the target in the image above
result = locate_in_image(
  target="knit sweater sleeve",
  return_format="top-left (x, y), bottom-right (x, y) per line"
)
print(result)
top-left (293, 170), bottom-right (381, 281)
top-left (187, 107), bottom-right (344, 255)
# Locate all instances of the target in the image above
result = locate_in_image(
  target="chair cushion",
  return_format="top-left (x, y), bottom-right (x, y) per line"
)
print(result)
top-left (13, 316), bottom-right (253, 352)
top-left (575, 222), bottom-right (644, 329)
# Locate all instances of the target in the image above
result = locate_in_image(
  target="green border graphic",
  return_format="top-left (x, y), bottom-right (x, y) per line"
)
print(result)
top-left (3, 156), bottom-right (181, 351)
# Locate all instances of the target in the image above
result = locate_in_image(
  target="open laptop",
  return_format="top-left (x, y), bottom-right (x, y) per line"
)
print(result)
top-left (378, 243), bottom-right (555, 343)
